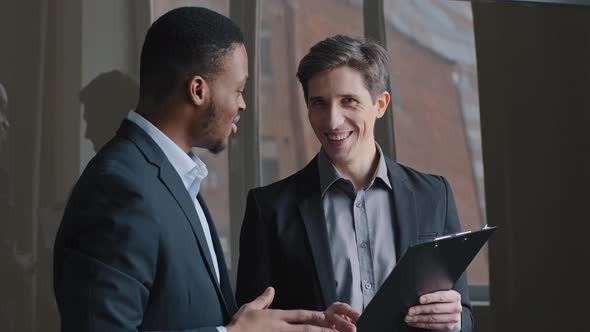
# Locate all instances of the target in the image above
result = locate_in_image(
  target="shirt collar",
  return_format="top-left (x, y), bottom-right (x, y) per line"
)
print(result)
top-left (127, 111), bottom-right (208, 198)
top-left (317, 143), bottom-right (391, 197)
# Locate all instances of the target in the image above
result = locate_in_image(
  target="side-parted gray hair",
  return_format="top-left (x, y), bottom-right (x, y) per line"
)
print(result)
top-left (296, 35), bottom-right (389, 102)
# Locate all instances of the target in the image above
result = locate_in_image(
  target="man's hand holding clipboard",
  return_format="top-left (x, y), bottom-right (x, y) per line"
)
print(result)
top-left (350, 225), bottom-right (497, 332)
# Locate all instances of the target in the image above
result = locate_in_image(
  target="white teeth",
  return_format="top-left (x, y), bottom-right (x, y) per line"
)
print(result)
top-left (326, 132), bottom-right (351, 141)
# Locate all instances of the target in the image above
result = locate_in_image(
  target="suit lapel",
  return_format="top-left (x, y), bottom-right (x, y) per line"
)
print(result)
top-left (197, 194), bottom-right (238, 317)
top-left (159, 163), bottom-right (220, 281)
top-left (385, 159), bottom-right (418, 259)
top-left (158, 163), bottom-right (231, 315)
top-left (118, 120), bottom-right (229, 315)
top-left (297, 158), bottom-right (337, 308)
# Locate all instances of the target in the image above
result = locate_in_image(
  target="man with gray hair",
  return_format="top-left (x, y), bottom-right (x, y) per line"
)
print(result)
top-left (236, 35), bottom-right (472, 332)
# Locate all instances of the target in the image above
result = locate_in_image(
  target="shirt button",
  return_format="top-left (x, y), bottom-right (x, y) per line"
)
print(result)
top-left (355, 202), bottom-right (362, 208)
top-left (360, 242), bottom-right (368, 248)
top-left (365, 283), bottom-right (372, 290)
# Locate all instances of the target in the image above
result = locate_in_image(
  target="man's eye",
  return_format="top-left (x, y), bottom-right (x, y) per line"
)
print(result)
top-left (342, 97), bottom-right (356, 104)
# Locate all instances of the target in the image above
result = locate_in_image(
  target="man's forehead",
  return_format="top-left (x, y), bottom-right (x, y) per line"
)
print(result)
top-left (219, 44), bottom-right (248, 77)
top-left (309, 66), bottom-right (365, 85)
top-left (308, 79), bottom-right (368, 98)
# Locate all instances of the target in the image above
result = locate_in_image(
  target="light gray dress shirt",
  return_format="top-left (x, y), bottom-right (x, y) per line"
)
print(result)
top-left (318, 146), bottom-right (462, 331)
top-left (318, 145), bottom-right (397, 313)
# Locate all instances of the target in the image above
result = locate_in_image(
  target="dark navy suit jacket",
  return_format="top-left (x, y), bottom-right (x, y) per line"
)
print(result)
top-left (236, 156), bottom-right (473, 332)
top-left (54, 120), bottom-right (237, 332)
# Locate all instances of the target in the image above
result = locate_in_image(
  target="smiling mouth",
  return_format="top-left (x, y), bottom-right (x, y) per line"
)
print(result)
top-left (231, 116), bottom-right (240, 134)
top-left (325, 131), bottom-right (353, 142)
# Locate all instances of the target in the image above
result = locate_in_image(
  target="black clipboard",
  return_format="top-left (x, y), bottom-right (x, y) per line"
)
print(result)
top-left (356, 226), bottom-right (497, 332)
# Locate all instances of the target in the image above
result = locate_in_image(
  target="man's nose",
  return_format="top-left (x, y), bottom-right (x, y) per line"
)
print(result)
top-left (238, 94), bottom-right (246, 112)
top-left (325, 104), bottom-right (345, 129)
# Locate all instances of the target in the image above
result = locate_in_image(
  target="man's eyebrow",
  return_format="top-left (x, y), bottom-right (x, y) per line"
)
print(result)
top-left (308, 96), bottom-right (326, 102)
top-left (339, 93), bottom-right (361, 99)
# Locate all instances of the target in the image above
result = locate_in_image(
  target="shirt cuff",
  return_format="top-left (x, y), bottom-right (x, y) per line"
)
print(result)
top-left (217, 326), bottom-right (228, 332)
top-left (451, 321), bottom-right (461, 332)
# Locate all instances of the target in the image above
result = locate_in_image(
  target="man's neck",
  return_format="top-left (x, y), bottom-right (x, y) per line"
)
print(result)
top-left (136, 104), bottom-right (192, 153)
top-left (332, 142), bottom-right (379, 192)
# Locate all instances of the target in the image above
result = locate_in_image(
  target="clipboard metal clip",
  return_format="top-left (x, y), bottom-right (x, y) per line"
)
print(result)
top-left (434, 230), bottom-right (472, 241)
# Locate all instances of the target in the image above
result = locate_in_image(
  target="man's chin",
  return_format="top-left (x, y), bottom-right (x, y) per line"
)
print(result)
top-left (322, 147), bottom-right (349, 164)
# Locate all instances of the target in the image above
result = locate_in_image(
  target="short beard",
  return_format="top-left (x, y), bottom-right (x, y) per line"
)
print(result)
top-left (205, 99), bottom-right (226, 155)
top-left (208, 142), bottom-right (225, 154)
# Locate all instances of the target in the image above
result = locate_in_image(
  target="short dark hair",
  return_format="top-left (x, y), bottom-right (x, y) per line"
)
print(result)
top-left (296, 35), bottom-right (389, 102)
top-left (139, 7), bottom-right (244, 103)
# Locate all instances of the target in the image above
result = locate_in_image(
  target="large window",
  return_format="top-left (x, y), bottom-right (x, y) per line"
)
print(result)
top-left (0, 1), bottom-right (493, 331)
top-left (259, 0), bottom-right (364, 185)
top-left (384, 0), bottom-right (488, 286)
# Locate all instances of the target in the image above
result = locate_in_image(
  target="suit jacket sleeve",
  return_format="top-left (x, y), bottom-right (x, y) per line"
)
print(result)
top-left (54, 170), bottom-right (219, 332)
top-left (441, 176), bottom-right (474, 332)
top-left (235, 189), bottom-right (273, 307)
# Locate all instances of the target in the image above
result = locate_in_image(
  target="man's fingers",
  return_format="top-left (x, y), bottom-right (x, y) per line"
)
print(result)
top-left (328, 302), bottom-right (361, 323)
top-left (405, 313), bottom-right (461, 324)
top-left (276, 309), bottom-right (327, 325)
top-left (407, 321), bottom-right (459, 331)
top-left (246, 287), bottom-right (275, 310)
top-left (406, 312), bottom-right (461, 331)
top-left (419, 290), bottom-right (461, 304)
top-left (285, 325), bottom-right (336, 332)
top-left (408, 301), bottom-right (462, 315)
top-left (327, 316), bottom-right (356, 332)
top-left (277, 311), bottom-right (338, 332)
top-left (325, 311), bottom-right (356, 332)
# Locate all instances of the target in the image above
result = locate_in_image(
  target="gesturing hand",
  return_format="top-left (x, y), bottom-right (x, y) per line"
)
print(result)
top-left (322, 302), bottom-right (359, 332)
top-left (227, 287), bottom-right (337, 332)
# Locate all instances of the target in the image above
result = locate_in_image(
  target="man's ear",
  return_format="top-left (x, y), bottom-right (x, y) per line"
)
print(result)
top-left (187, 75), bottom-right (209, 107)
top-left (375, 91), bottom-right (391, 119)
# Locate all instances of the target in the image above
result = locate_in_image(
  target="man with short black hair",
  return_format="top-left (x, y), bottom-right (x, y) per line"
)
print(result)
top-left (237, 35), bottom-right (472, 332)
top-left (54, 7), bottom-right (334, 332)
